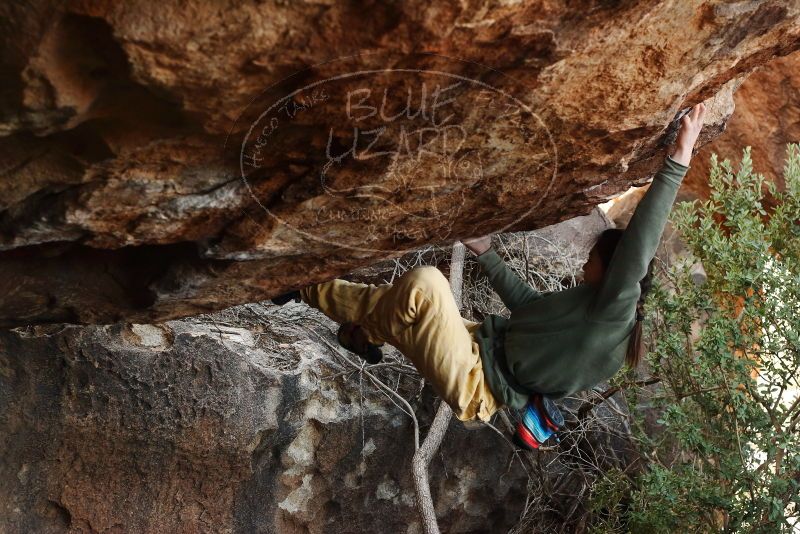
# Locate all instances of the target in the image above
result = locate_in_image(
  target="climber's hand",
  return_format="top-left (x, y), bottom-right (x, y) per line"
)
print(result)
top-left (672, 102), bottom-right (706, 166)
top-left (461, 235), bottom-right (493, 256)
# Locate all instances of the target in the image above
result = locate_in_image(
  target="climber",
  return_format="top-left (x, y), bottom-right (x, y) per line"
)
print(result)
top-left (271, 102), bottom-right (707, 427)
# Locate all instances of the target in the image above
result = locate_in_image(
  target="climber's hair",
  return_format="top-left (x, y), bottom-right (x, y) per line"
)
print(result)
top-left (592, 228), bottom-right (655, 369)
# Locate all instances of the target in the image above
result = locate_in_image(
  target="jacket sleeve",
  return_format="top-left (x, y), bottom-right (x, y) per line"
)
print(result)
top-left (475, 247), bottom-right (542, 311)
top-left (590, 155), bottom-right (690, 320)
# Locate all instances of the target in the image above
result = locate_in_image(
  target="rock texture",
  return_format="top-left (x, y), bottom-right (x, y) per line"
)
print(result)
top-left (1, 1), bottom-right (799, 326)
top-left (683, 50), bottom-right (800, 198)
top-left (0, 212), bottom-right (621, 534)
top-left (604, 50), bottom-right (800, 264)
top-left (0, 306), bottom-right (528, 533)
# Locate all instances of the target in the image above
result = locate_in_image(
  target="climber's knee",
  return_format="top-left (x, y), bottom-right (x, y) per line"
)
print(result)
top-left (402, 266), bottom-right (450, 300)
top-left (405, 266), bottom-right (447, 286)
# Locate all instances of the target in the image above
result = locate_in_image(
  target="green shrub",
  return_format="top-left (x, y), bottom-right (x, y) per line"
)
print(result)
top-left (591, 145), bottom-right (800, 533)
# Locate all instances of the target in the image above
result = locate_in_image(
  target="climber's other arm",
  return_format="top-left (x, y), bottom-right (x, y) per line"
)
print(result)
top-left (461, 235), bottom-right (542, 311)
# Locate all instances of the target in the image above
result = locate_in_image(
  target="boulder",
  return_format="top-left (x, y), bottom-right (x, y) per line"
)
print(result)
top-left (0, 305), bottom-right (528, 533)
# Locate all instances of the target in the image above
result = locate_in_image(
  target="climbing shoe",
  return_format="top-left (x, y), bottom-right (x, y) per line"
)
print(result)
top-left (271, 289), bottom-right (301, 305)
top-left (512, 393), bottom-right (564, 451)
top-left (337, 322), bottom-right (383, 364)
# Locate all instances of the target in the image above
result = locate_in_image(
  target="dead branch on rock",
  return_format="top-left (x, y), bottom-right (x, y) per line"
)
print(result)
top-left (411, 241), bottom-right (464, 534)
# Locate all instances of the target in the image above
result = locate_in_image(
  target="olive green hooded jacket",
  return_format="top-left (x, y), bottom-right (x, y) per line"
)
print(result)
top-left (473, 155), bottom-right (690, 409)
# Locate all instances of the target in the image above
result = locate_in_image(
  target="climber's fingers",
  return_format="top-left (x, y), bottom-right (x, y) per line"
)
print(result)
top-left (683, 102), bottom-right (706, 127)
top-left (460, 235), bottom-right (493, 256)
top-left (676, 103), bottom-right (706, 153)
top-left (693, 102), bottom-right (706, 121)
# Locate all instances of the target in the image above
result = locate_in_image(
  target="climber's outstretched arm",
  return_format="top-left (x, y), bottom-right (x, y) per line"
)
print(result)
top-left (462, 235), bottom-right (542, 311)
top-left (589, 102), bottom-right (706, 320)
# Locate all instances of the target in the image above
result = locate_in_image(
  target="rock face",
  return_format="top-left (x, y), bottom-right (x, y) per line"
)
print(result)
top-left (683, 50), bottom-right (800, 198)
top-left (0, 211), bottom-right (619, 534)
top-left (0, 306), bottom-right (528, 533)
top-left (603, 50), bottom-right (800, 264)
top-left (1, 1), bottom-right (799, 326)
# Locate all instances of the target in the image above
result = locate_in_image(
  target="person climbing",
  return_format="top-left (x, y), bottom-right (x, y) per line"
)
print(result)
top-left (272, 102), bottom-right (707, 427)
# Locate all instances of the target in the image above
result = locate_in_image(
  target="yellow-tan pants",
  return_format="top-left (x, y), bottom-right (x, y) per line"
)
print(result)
top-left (299, 266), bottom-right (502, 422)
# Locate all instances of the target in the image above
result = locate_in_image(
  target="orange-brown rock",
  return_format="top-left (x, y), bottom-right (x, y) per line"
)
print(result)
top-left (606, 50), bottom-right (800, 250)
top-left (684, 51), bottom-right (800, 198)
top-left (1, 1), bottom-right (799, 326)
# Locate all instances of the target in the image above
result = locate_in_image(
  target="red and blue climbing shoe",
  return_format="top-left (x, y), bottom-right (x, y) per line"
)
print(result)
top-left (534, 394), bottom-right (565, 432)
top-left (512, 393), bottom-right (564, 451)
top-left (513, 420), bottom-right (541, 450)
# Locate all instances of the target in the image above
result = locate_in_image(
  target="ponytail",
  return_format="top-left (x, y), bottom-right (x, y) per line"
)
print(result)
top-left (593, 228), bottom-right (656, 369)
top-left (625, 258), bottom-right (655, 369)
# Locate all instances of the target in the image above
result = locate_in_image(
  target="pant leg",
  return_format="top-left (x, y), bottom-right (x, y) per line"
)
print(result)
top-left (461, 319), bottom-right (500, 421)
top-left (301, 267), bottom-right (501, 421)
top-left (299, 278), bottom-right (392, 345)
top-left (299, 269), bottom-right (450, 347)
top-left (356, 266), bottom-right (500, 422)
